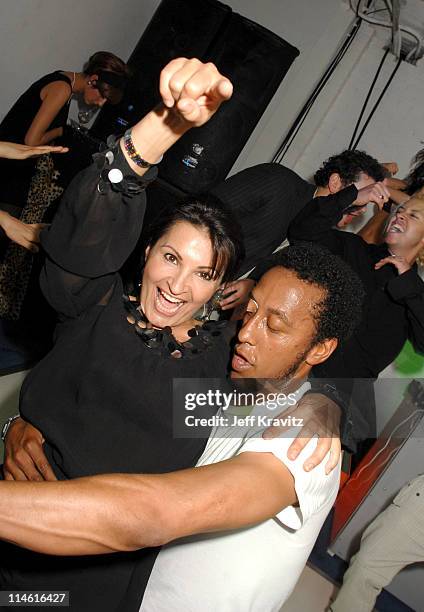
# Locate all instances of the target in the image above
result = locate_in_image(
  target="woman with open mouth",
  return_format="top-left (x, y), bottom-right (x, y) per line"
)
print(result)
top-left (0, 56), bottom-right (242, 611)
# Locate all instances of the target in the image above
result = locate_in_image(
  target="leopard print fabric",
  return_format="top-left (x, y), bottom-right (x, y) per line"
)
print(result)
top-left (0, 154), bottom-right (64, 320)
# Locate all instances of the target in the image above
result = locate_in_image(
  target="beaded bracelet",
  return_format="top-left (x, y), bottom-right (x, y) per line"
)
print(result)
top-left (94, 137), bottom-right (158, 196)
top-left (123, 129), bottom-right (162, 168)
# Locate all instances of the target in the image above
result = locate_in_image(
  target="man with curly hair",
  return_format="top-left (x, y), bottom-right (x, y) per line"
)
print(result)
top-left (217, 149), bottom-right (385, 310)
top-left (0, 245), bottom-right (364, 611)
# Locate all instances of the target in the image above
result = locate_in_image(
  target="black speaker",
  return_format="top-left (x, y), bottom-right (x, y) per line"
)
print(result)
top-left (159, 14), bottom-right (299, 193)
top-left (90, 0), bottom-right (231, 140)
top-left (91, 0), bottom-right (299, 194)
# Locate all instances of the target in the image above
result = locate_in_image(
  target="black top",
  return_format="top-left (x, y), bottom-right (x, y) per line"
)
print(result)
top-left (287, 185), bottom-right (424, 378)
top-left (0, 71), bottom-right (72, 206)
top-left (209, 163), bottom-right (315, 275)
top-left (0, 145), bottom-right (233, 610)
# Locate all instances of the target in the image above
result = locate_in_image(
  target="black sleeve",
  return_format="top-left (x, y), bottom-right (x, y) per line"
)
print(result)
top-left (248, 183), bottom-right (357, 279)
top-left (39, 142), bottom-right (157, 319)
top-left (209, 163), bottom-right (314, 276)
top-left (386, 268), bottom-right (424, 354)
top-left (288, 185), bottom-right (358, 253)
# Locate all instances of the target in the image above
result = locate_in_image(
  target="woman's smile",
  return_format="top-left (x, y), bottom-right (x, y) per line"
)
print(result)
top-left (140, 221), bottom-right (222, 330)
top-left (154, 287), bottom-right (186, 316)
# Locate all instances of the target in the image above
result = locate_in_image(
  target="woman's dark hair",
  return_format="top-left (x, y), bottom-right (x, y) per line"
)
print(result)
top-left (405, 148), bottom-right (424, 195)
top-left (314, 150), bottom-right (385, 187)
top-left (272, 243), bottom-right (365, 344)
top-left (144, 198), bottom-right (245, 284)
top-left (83, 51), bottom-right (130, 104)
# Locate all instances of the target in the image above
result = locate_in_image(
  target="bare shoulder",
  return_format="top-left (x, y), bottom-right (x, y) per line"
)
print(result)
top-left (41, 79), bottom-right (72, 101)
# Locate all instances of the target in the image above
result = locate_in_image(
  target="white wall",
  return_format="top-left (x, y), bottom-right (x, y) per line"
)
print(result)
top-left (288, 23), bottom-right (424, 181)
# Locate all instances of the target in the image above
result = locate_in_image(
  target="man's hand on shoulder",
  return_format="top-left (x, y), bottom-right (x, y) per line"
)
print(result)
top-left (262, 393), bottom-right (341, 475)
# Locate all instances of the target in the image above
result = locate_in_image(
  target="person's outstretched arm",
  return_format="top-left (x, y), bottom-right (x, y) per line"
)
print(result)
top-left (0, 141), bottom-right (68, 159)
top-left (121, 57), bottom-right (232, 175)
top-left (287, 186), bottom-right (358, 249)
top-left (0, 447), bottom-right (309, 556)
top-left (288, 183), bottom-right (390, 252)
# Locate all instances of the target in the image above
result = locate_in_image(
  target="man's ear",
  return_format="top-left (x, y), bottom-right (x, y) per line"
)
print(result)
top-left (145, 245), bottom-right (151, 259)
top-left (305, 338), bottom-right (338, 366)
top-left (328, 173), bottom-right (343, 194)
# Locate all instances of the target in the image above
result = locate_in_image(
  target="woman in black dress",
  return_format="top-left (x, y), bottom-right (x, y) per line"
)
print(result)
top-left (0, 51), bottom-right (128, 208)
top-left (0, 57), bottom-right (239, 611)
top-left (0, 51), bottom-right (129, 322)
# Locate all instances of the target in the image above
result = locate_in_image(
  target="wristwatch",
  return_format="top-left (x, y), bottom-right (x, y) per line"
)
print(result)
top-left (1, 414), bottom-right (20, 442)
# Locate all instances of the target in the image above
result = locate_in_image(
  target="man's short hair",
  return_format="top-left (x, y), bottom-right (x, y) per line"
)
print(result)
top-left (314, 150), bottom-right (386, 187)
top-left (272, 244), bottom-right (365, 344)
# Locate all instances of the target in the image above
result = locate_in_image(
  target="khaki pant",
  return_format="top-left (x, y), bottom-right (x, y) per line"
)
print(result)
top-left (331, 474), bottom-right (424, 612)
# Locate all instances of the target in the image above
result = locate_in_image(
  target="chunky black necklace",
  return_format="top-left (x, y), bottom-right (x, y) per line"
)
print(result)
top-left (123, 294), bottom-right (227, 359)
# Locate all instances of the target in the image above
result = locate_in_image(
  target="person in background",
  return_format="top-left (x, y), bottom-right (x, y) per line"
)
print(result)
top-left (329, 474), bottom-right (424, 612)
top-left (0, 51), bottom-right (128, 326)
top-left (215, 150), bottom-right (386, 312)
top-left (287, 179), bottom-right (424, 435)
top-left (384, 151), bottom-right (424, 205)
top-left (359, 149), bottom-right (424, 246)
top-left (0, 51), bottom-right (128, 210)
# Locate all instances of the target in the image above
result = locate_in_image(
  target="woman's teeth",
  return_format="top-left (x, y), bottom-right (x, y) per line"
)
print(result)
top-left (159, 288), bottom-right (183, 304)
top-left (155, 288), bottom-right (185, 314)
